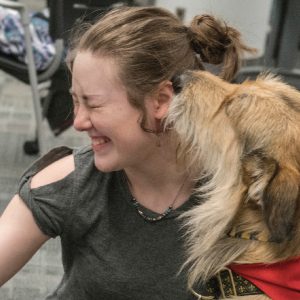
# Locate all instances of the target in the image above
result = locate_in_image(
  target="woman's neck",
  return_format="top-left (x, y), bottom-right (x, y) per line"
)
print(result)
top-left (124, 160), bottom-right (194, 214)
top-left (123, 132), bottom-right (195, 213)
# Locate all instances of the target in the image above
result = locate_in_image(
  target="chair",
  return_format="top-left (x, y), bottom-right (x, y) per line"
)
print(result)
top-left (0, 0), bottom-right (65, 155)
top-left (0, 0), bottom-right (139, 155)
top-left (236, 0), bottom-right (300, 90)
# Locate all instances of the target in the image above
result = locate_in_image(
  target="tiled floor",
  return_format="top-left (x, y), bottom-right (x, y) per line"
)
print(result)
top-left (0, 1), bottom-right (88, 296)
top-left (0, 72), bottom-right (88, 299)
top-left (0, 2), bottom-right (88, 298)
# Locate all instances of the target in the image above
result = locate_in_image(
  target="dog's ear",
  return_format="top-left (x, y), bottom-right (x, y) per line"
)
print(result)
top-left (241, 150), bottom-right (278, 205)
top-left (263, 165), bottom-right (299, 242)
top-left (242, 150), bottom-right (299, 242)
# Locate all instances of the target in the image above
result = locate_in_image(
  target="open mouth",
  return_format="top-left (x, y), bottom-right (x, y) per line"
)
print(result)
top-left (92, 136), bottom-right (110, 145)
top-left (91, 136), bottom-right (111, 150)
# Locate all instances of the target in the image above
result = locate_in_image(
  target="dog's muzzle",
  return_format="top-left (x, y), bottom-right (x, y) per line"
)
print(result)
top-left (171, 74), bottom-right (184, 94)
top-left (171, 71), bottom-right (196, 94)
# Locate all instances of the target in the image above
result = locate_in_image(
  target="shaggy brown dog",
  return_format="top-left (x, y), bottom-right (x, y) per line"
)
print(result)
top-left (167, 70), bottom-right (300, 299)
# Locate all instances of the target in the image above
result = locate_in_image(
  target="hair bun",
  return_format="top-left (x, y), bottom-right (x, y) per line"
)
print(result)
top-left (189, 15), bottom-right (229, 64)
top-left (187, 14), bottom-right (256, 81)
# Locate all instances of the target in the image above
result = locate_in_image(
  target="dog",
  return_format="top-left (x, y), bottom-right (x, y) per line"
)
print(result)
top-left (167, 70), bottom-right (300, 299)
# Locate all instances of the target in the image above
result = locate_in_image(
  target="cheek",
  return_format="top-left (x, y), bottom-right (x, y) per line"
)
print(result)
top-left (111, 119), bottom-right (148, 151)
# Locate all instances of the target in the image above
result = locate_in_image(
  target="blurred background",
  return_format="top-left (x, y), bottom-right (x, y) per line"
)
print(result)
top-left (0, 0), bottom-right (299, 299)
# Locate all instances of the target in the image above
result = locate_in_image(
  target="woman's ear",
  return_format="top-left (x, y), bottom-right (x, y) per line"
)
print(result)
top-left (148, 80), bottom-right (174, 120)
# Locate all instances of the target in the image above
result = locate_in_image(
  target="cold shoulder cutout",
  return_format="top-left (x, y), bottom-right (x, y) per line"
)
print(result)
top-left (30, 154), bottom-right (75, 189)
top-left (17, 145), bottom-right (99, 238)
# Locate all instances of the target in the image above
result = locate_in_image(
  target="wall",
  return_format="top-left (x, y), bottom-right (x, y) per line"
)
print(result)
top-left (155, 0), bottom-right (273, 58)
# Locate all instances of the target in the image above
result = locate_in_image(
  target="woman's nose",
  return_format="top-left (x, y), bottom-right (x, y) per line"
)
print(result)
top-left (73, 105), bottom-right (92, 132)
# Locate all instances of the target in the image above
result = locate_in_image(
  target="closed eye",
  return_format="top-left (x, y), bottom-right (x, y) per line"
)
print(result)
top-left (69, 88), bottom-right (106, 108)
top-left (86, 101), bottom-right (104, 109)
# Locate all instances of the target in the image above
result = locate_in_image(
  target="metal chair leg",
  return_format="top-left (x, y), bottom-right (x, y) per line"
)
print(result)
top-left (23, 138), bottom-right (39, 155)
top-left (21, 3), bottom-right (45, 155)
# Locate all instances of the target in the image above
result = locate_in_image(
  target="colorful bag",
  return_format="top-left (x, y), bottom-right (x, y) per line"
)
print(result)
top-left (0, 7), bottom-right (55, 71)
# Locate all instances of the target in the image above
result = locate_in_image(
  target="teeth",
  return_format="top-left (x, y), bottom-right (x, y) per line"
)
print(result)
top-left (92, 137), bottom-right (109, 146)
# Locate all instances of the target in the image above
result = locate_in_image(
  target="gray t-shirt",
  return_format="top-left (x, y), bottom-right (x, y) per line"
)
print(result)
top-left (18, 145), bottom-right (199, 300)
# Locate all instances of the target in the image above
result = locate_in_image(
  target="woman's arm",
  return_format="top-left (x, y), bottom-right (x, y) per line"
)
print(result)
top-left (0, 194), bottom-right (50, 286)
top-left (0, 154), bottom-right (74, 286)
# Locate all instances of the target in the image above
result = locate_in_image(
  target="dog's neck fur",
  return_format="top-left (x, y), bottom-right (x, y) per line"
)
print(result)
top-left (167, 71), bottom-right (246, 284)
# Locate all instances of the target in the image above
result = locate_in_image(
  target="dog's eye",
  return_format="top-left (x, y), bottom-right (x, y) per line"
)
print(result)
top-left (171, 74), bottom-right (183, 94)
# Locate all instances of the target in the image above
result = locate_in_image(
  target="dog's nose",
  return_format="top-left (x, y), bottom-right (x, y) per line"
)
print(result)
top-left (171, 74), bottom-right (183, 94)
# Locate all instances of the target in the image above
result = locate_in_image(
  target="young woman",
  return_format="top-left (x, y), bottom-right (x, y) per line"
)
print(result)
top-left (0, 6), bottom-right (251, 299)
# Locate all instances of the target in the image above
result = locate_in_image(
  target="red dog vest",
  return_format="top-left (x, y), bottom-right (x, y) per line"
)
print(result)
top-left (229, 256), bottom-right (300, 300)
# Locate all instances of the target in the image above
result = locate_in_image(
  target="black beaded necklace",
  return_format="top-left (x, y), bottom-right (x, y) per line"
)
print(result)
top-left (130, 198), bottom-right (174, 222)
top-left (124, 172), bottom-right (187, 222)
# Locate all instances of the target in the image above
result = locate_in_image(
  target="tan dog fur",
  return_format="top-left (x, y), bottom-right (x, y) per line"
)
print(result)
top-left (167, 71), bottom-right (300, 299)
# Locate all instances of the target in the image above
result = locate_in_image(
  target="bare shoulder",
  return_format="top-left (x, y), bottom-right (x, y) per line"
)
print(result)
top-left (30, 154), bottom-right (75, 189)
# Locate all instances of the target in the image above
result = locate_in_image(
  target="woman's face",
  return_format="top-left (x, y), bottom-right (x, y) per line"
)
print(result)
top-left (71, 51), bottom-right (157, 172)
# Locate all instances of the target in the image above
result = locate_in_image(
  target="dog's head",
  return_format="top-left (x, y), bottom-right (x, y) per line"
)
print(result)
top-left (169, 70), bottom-right (300, 244)
top-left (168, 70), bottom-right (236, 170)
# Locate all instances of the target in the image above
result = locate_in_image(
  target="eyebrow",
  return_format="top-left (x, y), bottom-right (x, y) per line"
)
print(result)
top-left (69, 89), bottom-right (105, 101)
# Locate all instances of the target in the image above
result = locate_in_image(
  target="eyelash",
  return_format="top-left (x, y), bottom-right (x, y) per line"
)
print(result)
top-left (88, 104), bottom-right (102, 109)
top-left (71, 93), bottom-right (103, 109)
top-left (72, 99), bottom-right (101, 110)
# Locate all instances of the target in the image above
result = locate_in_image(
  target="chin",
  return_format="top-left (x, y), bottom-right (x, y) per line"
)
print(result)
top-left (93, 156), bottom-right (121, 173)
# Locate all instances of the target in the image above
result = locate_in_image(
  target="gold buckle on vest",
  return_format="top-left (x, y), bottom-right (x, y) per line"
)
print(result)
top-left (189, 287), bottom-right (215, 300)
top-left (190, 287), bottom-right (215, 300)
top-left (216, 267), bottom-right (237, 298)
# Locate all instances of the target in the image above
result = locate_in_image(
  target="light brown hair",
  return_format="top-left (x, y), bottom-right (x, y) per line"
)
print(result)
top-left (67, 6), bottom-right (253, 110)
